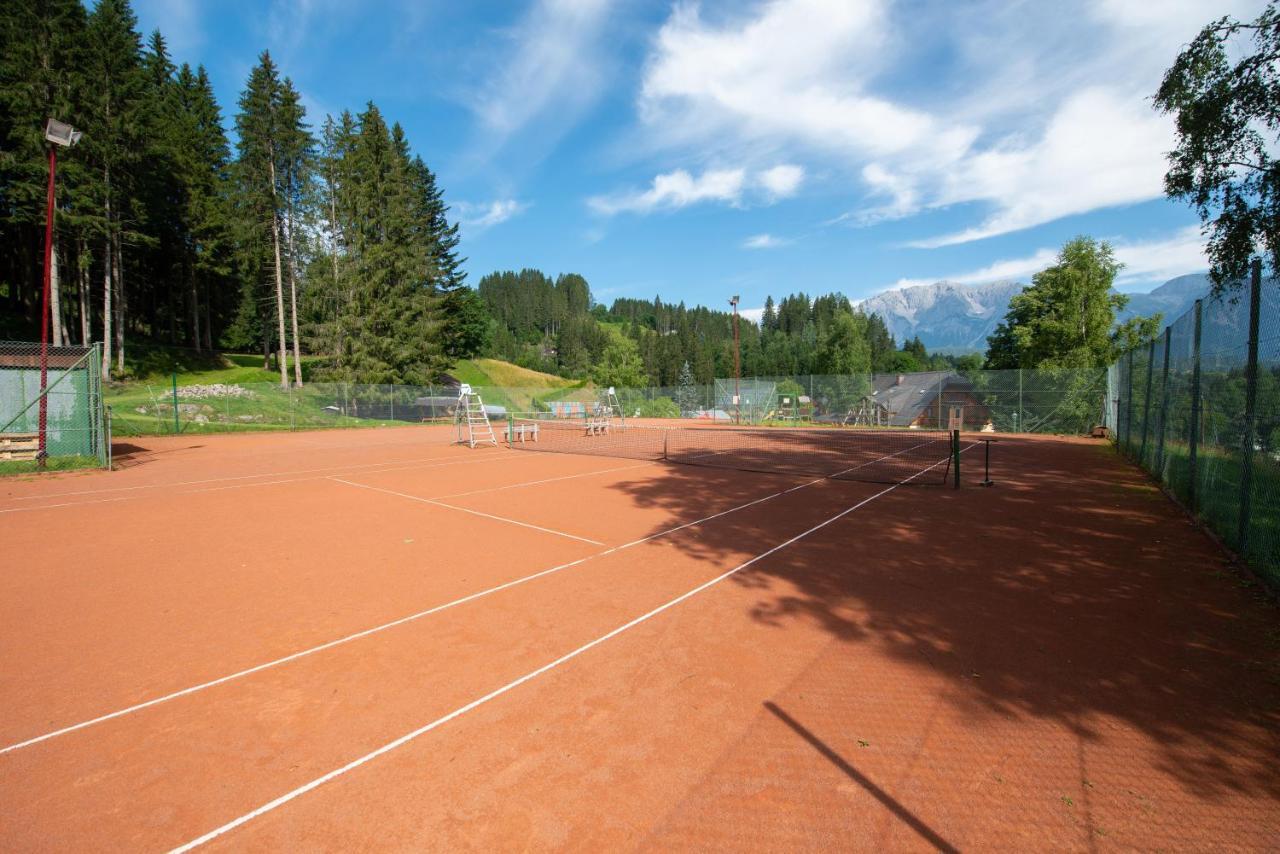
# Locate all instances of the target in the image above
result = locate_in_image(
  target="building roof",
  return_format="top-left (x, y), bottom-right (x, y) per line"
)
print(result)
top-left (867, 371), bottom-right (974, 426)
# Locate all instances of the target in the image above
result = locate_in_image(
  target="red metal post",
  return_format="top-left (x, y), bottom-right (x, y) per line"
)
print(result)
top-left (38, 144), bottom-right (57, 467)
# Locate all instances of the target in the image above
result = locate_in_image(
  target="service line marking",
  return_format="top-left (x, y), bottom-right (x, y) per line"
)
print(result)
top-left (0, 444), bottom-right (974, 756)
top-left (328, 478), bottom-right (606, 546)
top-left (0, 453), bottom-right (523, 515)
top-left (0, 450), bottom-right (502, 504)
top-left (169, 451), bottom-right (962, 852)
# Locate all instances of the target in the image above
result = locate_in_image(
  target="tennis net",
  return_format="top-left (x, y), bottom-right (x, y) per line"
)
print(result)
top-left (505, 418), bottom-right (959, 485)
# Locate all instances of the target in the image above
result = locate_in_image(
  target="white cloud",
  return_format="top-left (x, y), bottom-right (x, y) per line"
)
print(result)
top-left (904, 89), bottom-right (1174, 247)
top-left (470, 0), bottom-right (614, 151)
top-left (742, 233), bottom-right (791, 249)
top-left (589, 164), bottom-right (806, 216)
top-left (739, 307), bottom-right (766, 323)
top-left (882, 226), bottom-right (1207, 293)
top-left (640, 0), bottom-right (968, 159)
top-left (757, 164), bottom-right (804, 199)
top-left (456, 199), bottom-right (528, 231)
top-left (589, 168), bottom-right (744, 215)
top-left (1111, 225), bottom-right (1209, 286)
top-left (633, 0), bottom-right (1266, 246)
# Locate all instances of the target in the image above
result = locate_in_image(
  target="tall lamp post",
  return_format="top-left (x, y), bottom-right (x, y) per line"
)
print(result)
top-left (38, 118), bottom-right (82, 467)
top-left (729, 295), bottom-right (740, 424)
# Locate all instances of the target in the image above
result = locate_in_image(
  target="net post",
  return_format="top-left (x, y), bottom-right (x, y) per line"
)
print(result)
top-left (952, 429), bottom-right (960, 489)
top-left (507, 414), bottom-right (514, 445)
top-left (1188, 299), bottom-right (1202, 514)
top-left (1155, 326), bottom-right (1171, 476)
top-left (1238, 259), bottom-right (1262, 554)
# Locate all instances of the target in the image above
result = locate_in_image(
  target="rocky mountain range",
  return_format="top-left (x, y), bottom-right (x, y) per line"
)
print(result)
top-left (856, 273), bottom-right (1215, 354)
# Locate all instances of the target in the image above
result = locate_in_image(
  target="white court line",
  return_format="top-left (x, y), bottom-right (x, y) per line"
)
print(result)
top-left (0, 444), bottom-right (974, 756)
top-left (0, 450), bottom-right (504, 503)
top-left (329, 478), bottom-right (606, 546)
top-left (428, 461), bottom-right (654, 501)
top-left (168, 450), bottom-right (963, 852)
top-left (0, 454), bottom-right (520, 515)
top-left (0, 459), bottom-right (837, 755)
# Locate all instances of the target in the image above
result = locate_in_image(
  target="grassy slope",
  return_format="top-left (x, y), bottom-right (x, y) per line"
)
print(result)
top-left (103, 355), bottom-right (580, 435)
top-left (451, 358), bottom-right (584, 412)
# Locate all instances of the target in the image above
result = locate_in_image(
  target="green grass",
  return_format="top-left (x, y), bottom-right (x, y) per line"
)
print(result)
top-left (1124, 438), bottom-right (1280, 589)
top-left (0, 454), bottom-right (102, 477)
top-left (102, 354), bottom-right (577, 436)
top-left (451, 358), bottom-right (582, 412)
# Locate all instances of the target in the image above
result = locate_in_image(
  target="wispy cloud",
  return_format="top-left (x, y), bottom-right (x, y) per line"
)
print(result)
top-left (456, 199), bottom-right (529, 231)
top-left (757, 164), bottom-right (805, 199)
top-left (469, 0), bottom-right (614, 156)
top-left (589, 164), bottom-right (802, 216)
top-left (882, 226), bottom-right (1207, 293)
top-left (634, 0), bottom-right (1265, 246)
top-left (742, 233), bottom-right (792, 249)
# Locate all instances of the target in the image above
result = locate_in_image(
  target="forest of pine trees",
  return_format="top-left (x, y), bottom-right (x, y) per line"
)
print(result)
top-left (478, 268), bottom-right (962, 387)
top-left (0, 0), bottom-right (475, 384)
top-left (2, 0), bottom-right (968, 393)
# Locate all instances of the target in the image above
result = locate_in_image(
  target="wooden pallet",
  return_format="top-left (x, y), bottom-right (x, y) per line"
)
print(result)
top-left (0, 433), bottom-right (40, 461)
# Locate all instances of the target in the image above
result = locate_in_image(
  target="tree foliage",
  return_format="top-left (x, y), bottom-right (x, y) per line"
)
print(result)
top-left (985, 237), bottom-right (1160, 369)
top-left (1154, 2), bottom-right (1280, 292)
top-left (0, 1), bottom-right (473, 384)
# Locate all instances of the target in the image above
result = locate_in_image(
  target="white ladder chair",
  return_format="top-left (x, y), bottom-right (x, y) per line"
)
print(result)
top-left (454, 384), bottom-right (498, 448)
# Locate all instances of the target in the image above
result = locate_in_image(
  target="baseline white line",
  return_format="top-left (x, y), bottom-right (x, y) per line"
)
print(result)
top-left (0, 454), bottom-right (519, 515)
top-left (0, 451), bottom-right (507, 503)
top-left (0, 443), bottom-right (975, 756)
top-left (169, 452), bottom-right (957, 852)
top-left (328, 478), bottom-right (606, 546)
top-left (0, 462), bottom-right (825, 755)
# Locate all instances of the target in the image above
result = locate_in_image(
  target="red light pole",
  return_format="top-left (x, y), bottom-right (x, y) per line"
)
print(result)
top-left (38, 119), bottom-right (81, 468)
top-left (729, 295), bottom-right (740, 424)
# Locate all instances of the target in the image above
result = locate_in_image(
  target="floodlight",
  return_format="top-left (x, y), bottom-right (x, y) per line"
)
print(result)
top-left (729, 295), bottom-right (739, 307)
top-left (44, 118), bottom-right (81, 147)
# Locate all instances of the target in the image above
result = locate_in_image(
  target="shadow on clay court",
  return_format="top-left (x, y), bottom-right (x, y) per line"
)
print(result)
top-left (603, 434), bottom-right (1280, 804)
top-left (110, 442), bottom-right (204, 468)
top-left (764, 701), bottom-right (960, 854)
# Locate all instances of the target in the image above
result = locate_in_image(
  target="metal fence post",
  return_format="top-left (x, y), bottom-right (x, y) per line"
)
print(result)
top-left (1124, 349), bottom-right (1134, 453)
top-left (1155, 326), bottom-right (1171, 476)
top-left (1017, 368), bottom-right (1023, 432)
top-left (171, 372), bottom-right (180, 434)
top-left (1139, 337), bottom-right (1155, 465)
top-left (1238, 259), bottom-right (1262, 554)
top-left (1188, 299), bottom-right (1203, 514)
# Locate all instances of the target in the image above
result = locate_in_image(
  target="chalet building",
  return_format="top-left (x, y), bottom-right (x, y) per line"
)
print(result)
top-left (850, 371), bottom-right (991, 430)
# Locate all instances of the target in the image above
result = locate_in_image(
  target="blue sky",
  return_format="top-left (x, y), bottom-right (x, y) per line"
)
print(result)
top-left (131, 0), bottom-right (1262, 318)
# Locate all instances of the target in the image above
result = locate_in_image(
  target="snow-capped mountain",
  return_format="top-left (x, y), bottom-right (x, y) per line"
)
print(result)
top-left (855, 280), bottom-right (1025, 353)
top-left (856, 274), bottom-right (1215, 353)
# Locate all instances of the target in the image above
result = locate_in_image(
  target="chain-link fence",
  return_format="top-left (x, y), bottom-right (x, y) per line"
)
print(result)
top-left (0, 341), bottom-right (109, 472)
top-left (1110, 263), bottom-right (1279, 590)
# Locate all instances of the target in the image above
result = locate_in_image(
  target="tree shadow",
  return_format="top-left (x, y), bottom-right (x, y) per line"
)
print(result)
top-left (606, 434), bottom-right (1280, 802)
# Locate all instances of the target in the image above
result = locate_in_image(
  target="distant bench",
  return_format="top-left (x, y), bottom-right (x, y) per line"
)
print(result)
top-left (509, 422), bottom-right (539, 444)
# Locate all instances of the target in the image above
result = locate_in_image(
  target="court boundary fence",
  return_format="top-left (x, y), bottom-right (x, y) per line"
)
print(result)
top-left (1109, 261), bottom-right (1279, 591)
top-left (0, 341), bottom-right (110, 470)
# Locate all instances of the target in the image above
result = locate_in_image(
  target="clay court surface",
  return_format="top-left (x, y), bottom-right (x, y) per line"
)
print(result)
top-left (1, 425), bottom-right (1277, 851)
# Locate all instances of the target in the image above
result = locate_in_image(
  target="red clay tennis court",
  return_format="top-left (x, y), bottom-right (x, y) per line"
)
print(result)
top-left (1, 424), bottom-right (1277, 850)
